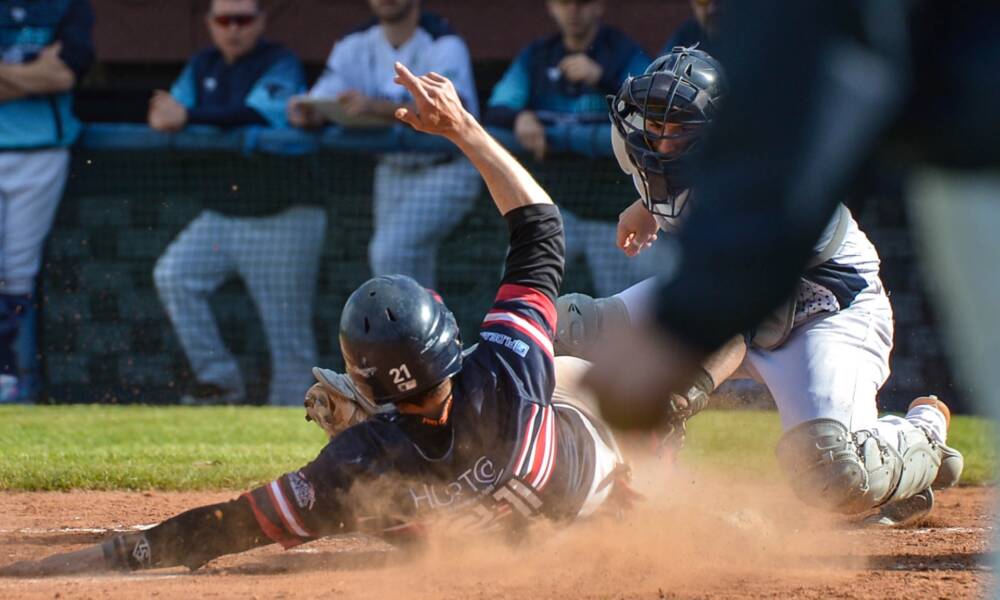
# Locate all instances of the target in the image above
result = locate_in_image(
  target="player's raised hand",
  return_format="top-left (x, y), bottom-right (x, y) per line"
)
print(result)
top-left (617, 199), bottom-right (659, 256)
top-left (393, 62), bottom-right (472, 139)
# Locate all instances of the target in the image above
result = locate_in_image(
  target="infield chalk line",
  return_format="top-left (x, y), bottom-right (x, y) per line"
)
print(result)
top-left (0, 524), bottom-right (157, 535)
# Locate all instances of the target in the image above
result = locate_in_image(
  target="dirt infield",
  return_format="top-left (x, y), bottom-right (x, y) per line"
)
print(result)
top-left (0, 472), bottom-right (994, 599)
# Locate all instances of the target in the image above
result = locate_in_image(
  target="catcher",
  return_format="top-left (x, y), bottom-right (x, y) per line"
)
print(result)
top-left (0, 63), bottom-right (628, 577)
top-left (555, 47), bottom-right (964, 526)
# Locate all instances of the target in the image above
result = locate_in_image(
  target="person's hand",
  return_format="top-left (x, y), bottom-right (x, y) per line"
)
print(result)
top-left (393, 62), bottom-right (474, 140)
top-left (514, 110), bottom-right (547, 161)
top-left (617, 199), bottom-right (659, 256)
top-left (582, 321), bottom-right (707, 431)
top-left (148, 90), bottom-right (188, 132)
top-left (559, 53), bottom-right (603, 87)
top-left (34, 42), bottom-right (74, 87)
top-left (336, 90), bottom-right (372, 118)
top-left (287, 95), bottom-right (323, 129)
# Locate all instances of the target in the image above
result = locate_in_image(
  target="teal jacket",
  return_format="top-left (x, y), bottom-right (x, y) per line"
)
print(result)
top-left (0, 0), bottom-right (94, 150)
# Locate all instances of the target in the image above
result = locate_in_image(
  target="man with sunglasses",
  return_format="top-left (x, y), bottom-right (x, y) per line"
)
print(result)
top-left (150, 0), bottom-right (324, 407)
top-left (554, 47), bottom-right (964, 527)
top-left (484, 0), bottom-right (654, 298)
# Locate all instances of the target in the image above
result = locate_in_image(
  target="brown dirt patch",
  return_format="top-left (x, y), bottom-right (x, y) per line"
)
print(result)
top-left (0, 468), bottom-right (994, 599)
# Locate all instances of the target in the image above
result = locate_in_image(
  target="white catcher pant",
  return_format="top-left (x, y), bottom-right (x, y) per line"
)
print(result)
top-left (0, 148), bottom-right (69, 295)
top-left (154, 207), bottom-right (327, 406)
top-left (614, 277), bottom-right (950, 454)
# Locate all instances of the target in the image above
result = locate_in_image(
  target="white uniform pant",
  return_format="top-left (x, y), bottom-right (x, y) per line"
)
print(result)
top-left (153, 207), bottom-right (326, 406)
top-left (615, 278), bottom-right (950, 453)
top-left (552, 356), bottom-right (626, 519)
top-left (0, 148), bottom-right (69, 381)
top-left (369, 157), bottom-right (481, 288)
top-left (0, 148), bottom-right (69, 295)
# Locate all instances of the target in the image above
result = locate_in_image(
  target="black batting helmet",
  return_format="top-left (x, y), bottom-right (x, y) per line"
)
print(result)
top-left (339, 275), bottom-right (462, 405)
top-left (609, 46), bottom-right (726, 218)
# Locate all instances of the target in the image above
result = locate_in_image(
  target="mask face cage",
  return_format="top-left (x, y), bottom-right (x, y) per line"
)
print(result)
top-left (609, 57), bottom-right (714, 219)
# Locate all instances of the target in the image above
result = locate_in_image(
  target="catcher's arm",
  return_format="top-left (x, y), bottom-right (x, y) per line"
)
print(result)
top-left (659, 335), bottom-right (746, 448)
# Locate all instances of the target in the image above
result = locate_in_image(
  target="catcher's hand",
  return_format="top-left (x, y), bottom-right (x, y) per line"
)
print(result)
top-left (304, 367), bottom-right (382, 439)
top-left (657, 368), bottom-right (713, 454)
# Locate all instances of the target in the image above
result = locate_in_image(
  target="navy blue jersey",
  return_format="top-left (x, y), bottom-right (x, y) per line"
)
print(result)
top-left (239, 204), bottom-right (607, 547)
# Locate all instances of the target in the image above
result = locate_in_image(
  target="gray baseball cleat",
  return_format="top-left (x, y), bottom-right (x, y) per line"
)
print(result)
top-left (864, 487), bottom-right (934, 527)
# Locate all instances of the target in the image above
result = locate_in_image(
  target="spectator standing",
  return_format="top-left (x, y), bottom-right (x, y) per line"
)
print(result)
top-left (0, 0), bottom-right (94, 403)
top-left (659, 0), bottom-right (720, 56)
top-left (287, 0), bottom-right (481, 289)
top-left (484, 0), bottom-right (652, 297)
top-left (151, 0), bottom-right (322, 406)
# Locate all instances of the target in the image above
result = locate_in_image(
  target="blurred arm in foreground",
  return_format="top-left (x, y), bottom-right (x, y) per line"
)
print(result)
top-left (584, 0), bottom-right (1000, 417)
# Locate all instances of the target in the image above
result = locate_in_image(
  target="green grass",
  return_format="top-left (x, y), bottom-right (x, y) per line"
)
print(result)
top-left (684, 410), bottom-right (996, 485)
top-left (0, 406), bottom-right (327, 491)
top-left (0, 406), bottom-right (994, 491)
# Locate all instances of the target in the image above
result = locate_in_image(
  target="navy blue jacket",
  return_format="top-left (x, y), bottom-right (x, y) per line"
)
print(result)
top-left (170, 40), bottom-right (305, 128)
top-left (486, 25), bottom-right (649, 128)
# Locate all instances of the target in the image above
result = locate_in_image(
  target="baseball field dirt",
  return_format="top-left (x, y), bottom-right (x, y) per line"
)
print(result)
top-left (0, 461), bottom-right (994, 600)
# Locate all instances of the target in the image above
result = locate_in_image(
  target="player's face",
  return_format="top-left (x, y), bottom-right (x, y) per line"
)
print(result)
top-left (368, 0), bottom-right (418, 24)
top-left (644, 120), bottom-right (697, 157)
top-left (547, 0), bottom-right (604, 40)
top-left (207, 0), bottom-right (265, 62)
top-left (690, 0), bottom-right (721, 36)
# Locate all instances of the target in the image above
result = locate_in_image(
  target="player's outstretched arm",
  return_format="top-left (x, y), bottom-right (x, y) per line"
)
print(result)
top-left (0, 496), bottom-right (273, 576)
top-left (392, 62), bottom-right (553, 216)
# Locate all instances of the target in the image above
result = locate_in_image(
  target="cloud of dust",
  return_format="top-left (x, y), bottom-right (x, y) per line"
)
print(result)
top-left (349, 455), bottom-right (860, 599)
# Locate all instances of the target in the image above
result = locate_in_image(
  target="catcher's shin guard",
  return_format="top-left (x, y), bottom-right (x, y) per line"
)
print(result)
top-left (775, 419), bottom-right (940, 515)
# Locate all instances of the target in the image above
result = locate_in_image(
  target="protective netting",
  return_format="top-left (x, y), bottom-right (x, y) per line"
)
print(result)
top-left (44, 144), bottom-right (664, 404)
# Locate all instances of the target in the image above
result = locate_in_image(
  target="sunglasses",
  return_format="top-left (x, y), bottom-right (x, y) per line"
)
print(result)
top-left (211, 13), bottom-right (259, 27)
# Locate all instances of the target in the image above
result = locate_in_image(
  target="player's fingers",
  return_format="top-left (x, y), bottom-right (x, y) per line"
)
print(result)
top-left (395, 107), bottom-right (422, 130)
top-left (618, 227), bottom-right (634, 250)
top-left (425, 71), bottom-right (447, 84)
top-left (393, 62), bottom-right (432, 104)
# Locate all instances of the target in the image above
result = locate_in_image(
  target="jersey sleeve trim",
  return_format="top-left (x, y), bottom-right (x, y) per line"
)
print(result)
top-left (496, 283), bottom-right (557, 331)
top-left (267, 480), bottom-right (313, 538)
top-left (483, 310), bottom-right (554, 357)
top-left (242, 489), bottom-right (301, 549)
top-left (513, 404), bottom-right (557, 491)
top-left (242, 475), bottom-right (314, 549)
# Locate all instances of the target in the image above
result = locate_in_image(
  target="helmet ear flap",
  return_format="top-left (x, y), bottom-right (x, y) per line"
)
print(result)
top-left (610, 124), bottom-right (637, 176)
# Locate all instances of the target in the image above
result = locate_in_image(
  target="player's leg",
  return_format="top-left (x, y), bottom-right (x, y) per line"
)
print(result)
top-left (551, 356), bottom-right (631, 517)
top-left (153, 211), bottom-right (244, 402)
top-left (237, 207), bottom-right (326, 406)
top-left (0, 149), bottom-right (69, 400)
top-left (748, 300), bottom-right (953, 517)
top-left (368, 159), bottom-right (479, 288)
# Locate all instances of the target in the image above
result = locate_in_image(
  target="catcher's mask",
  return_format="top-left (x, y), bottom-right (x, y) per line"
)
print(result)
top-left (609, 46), bottom-right (726, 219)
top-left (339, 275), bottom-right (462, 406)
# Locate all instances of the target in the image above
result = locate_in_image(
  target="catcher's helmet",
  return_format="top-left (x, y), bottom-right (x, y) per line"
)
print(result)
top-left (339, 275), bottom-right (462, 405)
top-left (609, 46), bottom-right (726, 218)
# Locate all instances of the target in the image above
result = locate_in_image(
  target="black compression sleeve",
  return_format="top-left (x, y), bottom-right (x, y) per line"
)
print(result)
top-left (501, 204), bottom-right (565, 302)
top-left (102, 497), bottom-right (270, 571)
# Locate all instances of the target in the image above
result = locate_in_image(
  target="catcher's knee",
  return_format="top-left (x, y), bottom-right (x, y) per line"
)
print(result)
top-left (775, 419), bottom-right (940, 514)
top-left (554, 293), bottom-right (629, 360)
